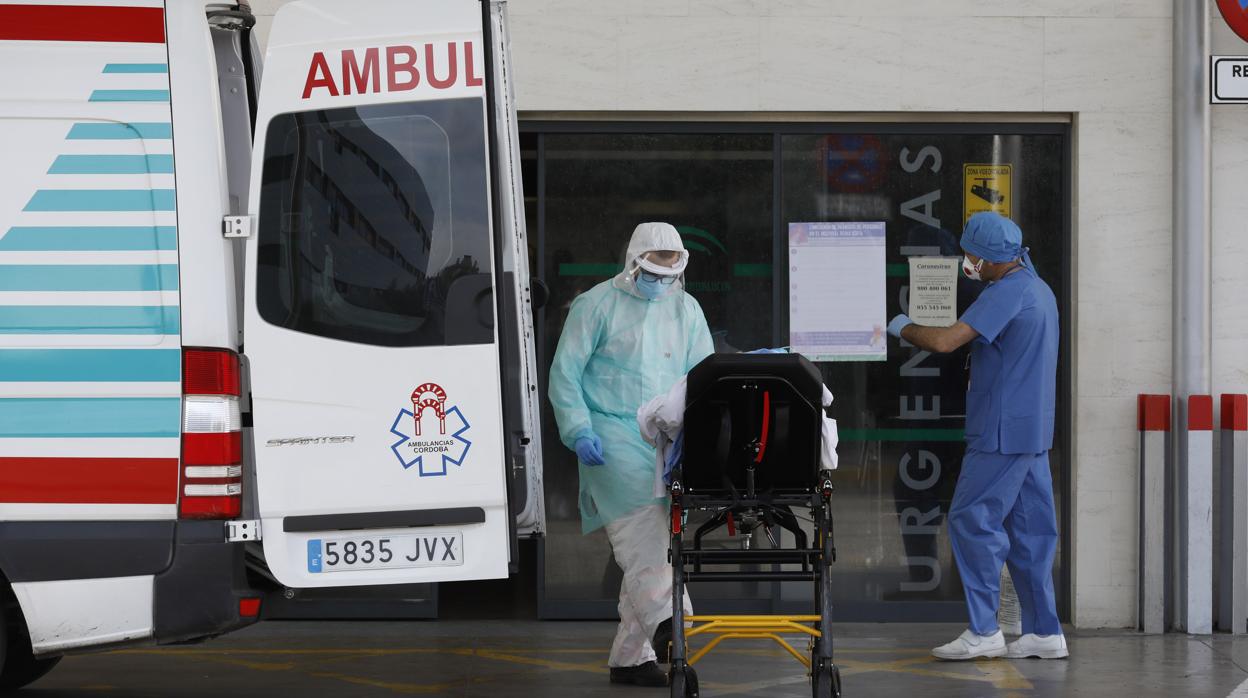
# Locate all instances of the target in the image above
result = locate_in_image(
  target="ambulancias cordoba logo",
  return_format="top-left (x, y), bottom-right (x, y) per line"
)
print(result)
top-left (389, 383), bottom-right (472, 477)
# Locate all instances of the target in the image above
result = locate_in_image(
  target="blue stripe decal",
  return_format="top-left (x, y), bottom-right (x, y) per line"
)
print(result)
top-left (24, 190), bottom-right (176, 212)
top-left (0, 398), bottom-right (181, 438)
top-left (88, 90), bottom-right (170, 102)
top-left (0, 306), bottom-right (179, 335)
top-left (0, 349), bottom-right (180, 382)
top-left (48, 155), bottom-right (174, 175)
top-left (0, 265), bottom-right (178, 292)
top-left (0, 227), bottom-right (177, 251)
top-left (66, 123), bottom-right (173, 140)
top-left (102, 63), bottom-right (168, 74)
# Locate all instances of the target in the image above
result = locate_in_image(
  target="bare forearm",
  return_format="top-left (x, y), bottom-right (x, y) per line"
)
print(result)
top-left (900, 321), bottom-right (976, 354)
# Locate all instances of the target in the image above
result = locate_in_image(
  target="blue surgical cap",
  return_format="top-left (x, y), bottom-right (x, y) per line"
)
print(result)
top-left (960, 212), bottom-right (1023, 263)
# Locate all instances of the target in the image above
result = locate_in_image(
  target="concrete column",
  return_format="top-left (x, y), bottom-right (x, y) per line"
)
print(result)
top-left (1171, 0), bottom-right (1212, 636)
top-left (1219, 394), bottom-right (1248, 633)
top-left (1139, 394), bottom-right (1171, 634)
top-left (1171, 0), bottom-right (1211, 398)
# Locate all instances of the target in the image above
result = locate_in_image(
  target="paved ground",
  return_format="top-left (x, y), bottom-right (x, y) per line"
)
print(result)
top-left (21, 621), bottom-right (1248, 697)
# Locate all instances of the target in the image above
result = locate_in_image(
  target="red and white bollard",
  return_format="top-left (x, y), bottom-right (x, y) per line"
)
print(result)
top-left (1138, 394), bottom-right (1169, 634)
top-left (1219, 394), bottom-right (1248, 634)
top-left (1178, 395), bottom-right (1213, 634)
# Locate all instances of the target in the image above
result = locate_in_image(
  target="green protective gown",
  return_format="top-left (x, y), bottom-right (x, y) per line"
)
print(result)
top-left (548, 279), bottom-right (713, 533)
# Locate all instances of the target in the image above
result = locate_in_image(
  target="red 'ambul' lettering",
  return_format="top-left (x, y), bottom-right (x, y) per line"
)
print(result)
top-left (302, 51), bottom-right (339, 98)
top-left (387, 45), bottom-right (420, 91)
top-left (302, 41), bottom-right (485, 99)
top-left (342, 47), bottom-right (380, 95)
top-left (465, 41), bottom-right (483, 88)
top-left (425, 42), bottom-right (458, 89)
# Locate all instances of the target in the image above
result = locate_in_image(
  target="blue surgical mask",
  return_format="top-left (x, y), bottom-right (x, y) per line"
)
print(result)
top-left (635, 274), bottom-right (671, 300)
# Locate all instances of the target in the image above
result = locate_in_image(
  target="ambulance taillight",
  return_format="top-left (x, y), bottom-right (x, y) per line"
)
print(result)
top-left (180, 348), bottom-right (243, 519)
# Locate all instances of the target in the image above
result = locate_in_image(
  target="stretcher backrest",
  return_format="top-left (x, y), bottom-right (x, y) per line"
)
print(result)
top-left (682, 353), bottom-right (824, 493)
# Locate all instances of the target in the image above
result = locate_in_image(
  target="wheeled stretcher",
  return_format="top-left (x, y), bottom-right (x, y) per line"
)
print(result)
top-left (665, 353), bottom-right (842, 698)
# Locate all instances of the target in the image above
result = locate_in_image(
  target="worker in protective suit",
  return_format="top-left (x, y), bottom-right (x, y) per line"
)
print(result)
top-left (548, 222), bottom-right (714, 687)
top-left (887, 212), bottom-right (1066, 661)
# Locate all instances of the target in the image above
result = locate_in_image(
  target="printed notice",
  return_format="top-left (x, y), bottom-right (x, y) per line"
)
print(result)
top-left (788, 222), bottom-right (886, 362)
top-left (907, 257), bottom-right (958, 327)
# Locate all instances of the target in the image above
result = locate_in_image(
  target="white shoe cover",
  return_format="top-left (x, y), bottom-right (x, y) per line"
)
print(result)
top-left (1006, 633), bottom-right (1069, 659)
top-left (931, 629), bottom-right (1006, 660)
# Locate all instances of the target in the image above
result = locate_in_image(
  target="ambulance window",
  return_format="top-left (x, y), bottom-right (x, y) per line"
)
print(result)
top-left (256, 98), bottom-right (492, 347)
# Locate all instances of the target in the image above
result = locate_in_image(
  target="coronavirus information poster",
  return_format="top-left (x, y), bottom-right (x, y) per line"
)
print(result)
top-left (907, 256), bottom-right (959, 327)
top-left (788, 221), bottom-right (887, 362)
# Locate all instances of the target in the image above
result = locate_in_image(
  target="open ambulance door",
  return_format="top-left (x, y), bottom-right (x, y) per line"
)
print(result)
top-left (241, 0), bottom-right (543, 589)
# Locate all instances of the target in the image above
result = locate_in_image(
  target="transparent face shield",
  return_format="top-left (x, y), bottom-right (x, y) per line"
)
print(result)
top-left (615, 249), bottom-right (689, 299)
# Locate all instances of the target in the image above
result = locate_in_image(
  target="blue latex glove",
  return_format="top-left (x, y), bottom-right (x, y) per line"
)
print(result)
top-left (746, 347), bottom-right (789, 354)
top-left (574, 432), bottom-right (605, 466)
top-left (887, 314), bottom-right (912, 339)
top-left (663, 430), bottom-right (684, 485)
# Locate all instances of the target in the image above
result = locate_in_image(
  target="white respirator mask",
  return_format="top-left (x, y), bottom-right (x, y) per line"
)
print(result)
top-left (962, 255), bottom-right (985, 281)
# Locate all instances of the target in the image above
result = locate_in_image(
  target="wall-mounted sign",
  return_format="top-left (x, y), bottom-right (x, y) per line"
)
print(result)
top-left (963, 164), bottom-right (1012, 226)
top-left (1212, 56), bottom-right (1248, 103)
top-left (788, 221), bottom-right (887, 362)
top-left (1216, 0), bottom-right (1248, 44)
top-left (907, 257), bottom-right (959, 328)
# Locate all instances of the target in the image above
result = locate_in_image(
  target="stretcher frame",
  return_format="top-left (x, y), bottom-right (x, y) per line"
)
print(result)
top-left (666, 475), bottom-right (842, 698)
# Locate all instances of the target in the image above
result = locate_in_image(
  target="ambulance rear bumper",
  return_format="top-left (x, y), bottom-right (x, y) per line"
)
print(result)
top-left (152, 520), bottom-right (258, 645)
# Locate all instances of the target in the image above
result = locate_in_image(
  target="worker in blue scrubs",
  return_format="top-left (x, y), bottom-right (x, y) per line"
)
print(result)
top-left (887, 212), bottom-right (1067, 661)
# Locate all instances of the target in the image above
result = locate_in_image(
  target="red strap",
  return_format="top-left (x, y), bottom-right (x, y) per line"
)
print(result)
top-left (726, 512), bottom-right (736, 536)
top-left (755, 391), bottom-right (771, 463)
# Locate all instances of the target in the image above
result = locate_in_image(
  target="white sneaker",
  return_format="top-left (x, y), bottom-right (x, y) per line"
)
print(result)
top-left (1006, 633), bottom-right (1069, 659)
top-left (931, 629), bottom-right (1007, 660)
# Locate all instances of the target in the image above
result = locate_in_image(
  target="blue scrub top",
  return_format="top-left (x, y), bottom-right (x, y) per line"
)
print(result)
top-left (959, 266), bottom-right (1059, 455)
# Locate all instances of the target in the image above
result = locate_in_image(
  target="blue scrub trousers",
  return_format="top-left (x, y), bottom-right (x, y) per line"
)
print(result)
top-left (949, 449), bottom-right (1062, 636)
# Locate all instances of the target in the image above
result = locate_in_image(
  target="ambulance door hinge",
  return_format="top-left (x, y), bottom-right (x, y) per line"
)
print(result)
top-left (225, 519), bottom-right (262, 542)
top-left (222, 215), bottom-right (253, 239)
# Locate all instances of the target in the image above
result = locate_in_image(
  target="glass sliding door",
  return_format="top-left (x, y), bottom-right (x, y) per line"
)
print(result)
top-left (534, 132), bottom-right (776, 615)
top-left (525, 123), bottom-right (1070, 622)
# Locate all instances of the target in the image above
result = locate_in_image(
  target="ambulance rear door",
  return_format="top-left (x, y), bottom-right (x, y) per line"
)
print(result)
top-left (242, 0), bottom-right (517, 587)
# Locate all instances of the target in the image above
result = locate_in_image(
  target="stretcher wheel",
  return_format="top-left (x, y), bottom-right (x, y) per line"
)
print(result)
top-left (811, 662), bottom-right (841, 698)
top-left (670, 665), bottom-right (699, 698)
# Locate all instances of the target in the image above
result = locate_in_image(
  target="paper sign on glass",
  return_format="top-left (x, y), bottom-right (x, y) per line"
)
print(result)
top-left (787, 222), bottom-right (886, 362)
top-left (907, 257), bottom-right (959, 327)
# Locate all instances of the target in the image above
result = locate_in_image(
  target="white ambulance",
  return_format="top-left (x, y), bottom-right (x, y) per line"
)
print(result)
top-left (0, 0), bottom-right (545, 688)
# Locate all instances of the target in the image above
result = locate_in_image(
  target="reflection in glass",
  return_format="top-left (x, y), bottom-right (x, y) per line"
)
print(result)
top-left (257, 98), bottom-right (491, 347)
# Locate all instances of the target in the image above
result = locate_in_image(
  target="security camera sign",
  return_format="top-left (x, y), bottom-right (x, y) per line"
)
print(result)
top-left (963, 164), bottom-right (1012, 226)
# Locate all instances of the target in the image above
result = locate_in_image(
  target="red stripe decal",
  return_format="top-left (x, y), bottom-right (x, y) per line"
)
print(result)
top-left (1223, 394), bottom-right (1248, 432)
top-left (1188, 395), bottom-right (1214, 432)
top-left (1137, 394), bottom-right (1171, 432)
top-left (0, 457), bottom-right (177, 504)
top-left (755, 390), bottom-right (771, 463)
top-left (0, 5), bottom-right (165, 43)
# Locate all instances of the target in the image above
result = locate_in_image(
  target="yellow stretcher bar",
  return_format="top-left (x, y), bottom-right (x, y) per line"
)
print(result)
top-left (682, 615), bottom-right (823, 669)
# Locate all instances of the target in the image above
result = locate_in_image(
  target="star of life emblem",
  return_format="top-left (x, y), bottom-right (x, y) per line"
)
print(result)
top-left (389, 383), bottom-right (472, 477)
